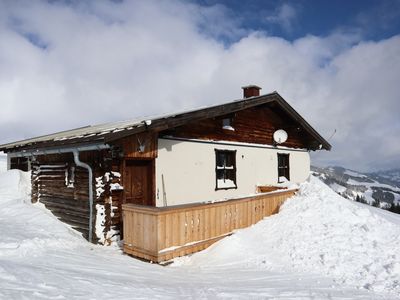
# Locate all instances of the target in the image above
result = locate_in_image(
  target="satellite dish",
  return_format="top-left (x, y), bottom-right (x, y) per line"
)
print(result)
top-left (273, 129), bottom-right (288, 144)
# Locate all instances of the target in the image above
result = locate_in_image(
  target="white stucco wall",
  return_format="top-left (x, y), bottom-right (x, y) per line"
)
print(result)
top-left (155, 138), bottom-right (310, 207)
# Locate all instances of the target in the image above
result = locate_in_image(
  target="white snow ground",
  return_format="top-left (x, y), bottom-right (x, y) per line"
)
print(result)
top-left (0, 170), bottom-right (399, 299)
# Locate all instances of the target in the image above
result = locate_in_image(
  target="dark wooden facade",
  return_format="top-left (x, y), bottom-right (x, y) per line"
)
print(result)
top-left (29, 150), bottom-right (122, 243)
top-left (162, 104), bottom-right (311, 149)
top-left (23, 132), bottom-right (159, 244)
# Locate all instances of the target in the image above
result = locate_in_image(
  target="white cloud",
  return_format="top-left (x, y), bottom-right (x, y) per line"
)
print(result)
top-left (0, 0), bottom-right (399, 172)
top-left (264, 3), bottom-right (298, 32)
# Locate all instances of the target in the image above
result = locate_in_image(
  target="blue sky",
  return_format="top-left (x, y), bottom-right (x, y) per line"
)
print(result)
top-left (0, 0), bottom-right (399, 171)
top-left (196, 0), bottom-right (400, 42)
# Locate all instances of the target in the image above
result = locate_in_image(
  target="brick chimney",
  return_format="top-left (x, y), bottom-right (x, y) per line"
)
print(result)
top-left (242, 85), bottom-right (262, 98)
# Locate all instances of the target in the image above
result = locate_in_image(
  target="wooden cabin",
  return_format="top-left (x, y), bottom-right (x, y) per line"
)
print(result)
top-left (0, 86), bottom-right (331, 261)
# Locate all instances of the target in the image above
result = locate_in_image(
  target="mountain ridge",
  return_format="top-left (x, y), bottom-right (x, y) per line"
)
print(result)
top-left (311, 165), bottom-right (400, 209)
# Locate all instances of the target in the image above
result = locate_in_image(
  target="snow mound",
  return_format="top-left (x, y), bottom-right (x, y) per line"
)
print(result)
top-left (0, 170), bottom-right (82, 258)
top-left (0, 169), bottom-right (31, 203)
top-left (0, 153), bottom-right (6, 173)
top-left (176, 176), bottom-right (400, 295)
top-left (0, 170), bottom-right (395, 298)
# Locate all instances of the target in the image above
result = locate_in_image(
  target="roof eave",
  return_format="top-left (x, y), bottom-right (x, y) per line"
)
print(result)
top-left (273, 93), bottom-right (331, 151)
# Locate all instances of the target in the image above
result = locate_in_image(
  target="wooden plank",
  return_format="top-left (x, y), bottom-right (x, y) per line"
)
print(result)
top-left (172, 210), bottom-right (179, 247)
top-left (178, 211), bottom-right (186, 249)
top-left (209, 206), bottom-right (216, 238)
top-left (157, 214), bottom-right (166, 252)
top-left (203, 208), bottom-right (209, 240)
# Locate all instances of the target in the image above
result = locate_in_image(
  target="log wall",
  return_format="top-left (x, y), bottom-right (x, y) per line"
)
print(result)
top-left (122, 189), bottom-right (297, 262)
top-left (29, 131), bottom-right (158, 244)
top-left (31, 150), bottom-right (123, 244)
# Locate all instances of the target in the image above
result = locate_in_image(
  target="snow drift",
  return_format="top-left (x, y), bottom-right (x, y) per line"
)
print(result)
top-left (0, 153), bottom-right (6, 173)
top-left (176, 176), bottom-right (400, 295)
top-left (0, 169), bottom-right (31, 202)
top-left (0, 169), bottom-right (399, 299)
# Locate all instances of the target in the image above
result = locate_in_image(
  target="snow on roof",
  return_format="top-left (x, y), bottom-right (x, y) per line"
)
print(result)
top-left (0, 118), bottom-right (143, 150)
top-left (0, 97), bottom-right (243, 151)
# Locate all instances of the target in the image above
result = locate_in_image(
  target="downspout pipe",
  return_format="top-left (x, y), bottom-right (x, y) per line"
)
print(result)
top-left (73, 150), bottom-right (94, 243)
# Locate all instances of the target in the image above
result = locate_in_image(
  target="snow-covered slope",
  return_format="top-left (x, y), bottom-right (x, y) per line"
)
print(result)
top-left (312, 165), bottom-right (400, 207)
top-left (176, 176), bottom-right (400, 296)
top-left (0, 170), bottom-right (398, 299)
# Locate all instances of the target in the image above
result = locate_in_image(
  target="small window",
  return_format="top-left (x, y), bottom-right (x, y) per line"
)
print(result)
top-left (10, 157), bottom-right (30, 171)
top-left (222, 117), bottom-right (235, 131)
top-left (65, 165), bottom-right (75, 188)
top-left (215, 149), bottom-right (237, 190)
top-left (277, 153), bottom-right (290, 182)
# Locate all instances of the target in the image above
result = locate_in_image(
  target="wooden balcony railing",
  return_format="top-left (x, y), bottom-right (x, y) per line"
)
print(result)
top-left (122, 189), bottom-right (297, 262)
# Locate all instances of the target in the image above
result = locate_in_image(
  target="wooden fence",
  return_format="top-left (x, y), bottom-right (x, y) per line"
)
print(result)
top-left (122, 189), bottom-right (297, 262)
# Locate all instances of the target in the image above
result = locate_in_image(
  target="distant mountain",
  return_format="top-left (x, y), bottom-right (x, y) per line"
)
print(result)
top-left (311, 165), bottom-right (400, 208)
top-left (368, 169), bottom-right (400, 189)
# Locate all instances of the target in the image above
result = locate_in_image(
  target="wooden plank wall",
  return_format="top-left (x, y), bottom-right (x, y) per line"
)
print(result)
top-left (28, 132), bottom-right (157, 244)
top-left (31, 150), bottom-right (122, 243)
top-left (115, 132), bottom-right (158, 159)
top-left (161, 105), bottom-right (311, 149)
top-left (32, 161), bottom-right (91, 237)
top-left (123, 189), bottom-right (296, 262)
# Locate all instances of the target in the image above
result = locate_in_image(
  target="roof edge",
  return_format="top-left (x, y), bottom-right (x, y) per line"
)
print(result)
top-left (0, 91), bottom-right (331, 152)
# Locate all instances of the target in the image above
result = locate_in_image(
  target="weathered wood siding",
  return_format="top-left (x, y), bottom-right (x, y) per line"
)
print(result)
top-left (115, 132), bottom-right (158, 159)
top-left (123, 189), bottom-right (296, 262)
top-left (27, 132), bottom-right (158, 244)
top-left (161, 105), bottom-right (311, 149)
top-left (115, 132), bottom-right (158, 209)
top-left (31, 150), bottom-right (122, 244)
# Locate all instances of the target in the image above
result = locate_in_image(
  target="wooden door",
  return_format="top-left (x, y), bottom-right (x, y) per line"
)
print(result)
top-left (124, 160), bottom-right (154, 206)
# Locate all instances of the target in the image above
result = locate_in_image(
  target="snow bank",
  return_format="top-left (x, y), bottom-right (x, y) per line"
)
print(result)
top-left (0, 169), bottom-right (31, 202)
top-left (0, 153), bottom-right (7, 173)
top-left (0, 170), bottom-right (82, 261)
top-left (0, 170), bottom-right (393, 298)
top-left (176, 176), bottom-right (400, 295)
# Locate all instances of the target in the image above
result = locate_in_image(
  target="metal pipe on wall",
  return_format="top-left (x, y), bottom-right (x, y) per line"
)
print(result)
top-left (73, 150), bottom-right (94, 243)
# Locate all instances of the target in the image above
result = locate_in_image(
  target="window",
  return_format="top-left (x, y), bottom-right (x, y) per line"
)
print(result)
top-left (65, 165), bottom-right (75, 188)
top-left (215, 149), bottom-right (237, 190)
top-left (222, 117), bottom-right (235, 131)
top-left (10, 157), bottom-right (30, 171)
top-left (277, 153), bottom-right (290, 182)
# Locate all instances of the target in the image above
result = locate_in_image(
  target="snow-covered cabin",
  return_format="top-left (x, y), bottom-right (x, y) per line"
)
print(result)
top-left (0, 86), bottom-right (330, 247)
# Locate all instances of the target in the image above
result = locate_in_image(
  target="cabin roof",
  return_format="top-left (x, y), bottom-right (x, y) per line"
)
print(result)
top-left (0, 91), bottom-right (331, 152)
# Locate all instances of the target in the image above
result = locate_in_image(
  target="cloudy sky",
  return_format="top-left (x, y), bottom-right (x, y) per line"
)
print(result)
top-left (0, 0), bottom-right (399, 172)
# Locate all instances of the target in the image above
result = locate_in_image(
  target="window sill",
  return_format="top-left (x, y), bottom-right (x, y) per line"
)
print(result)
top-left (215, 186), bottom-right (237, 191)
